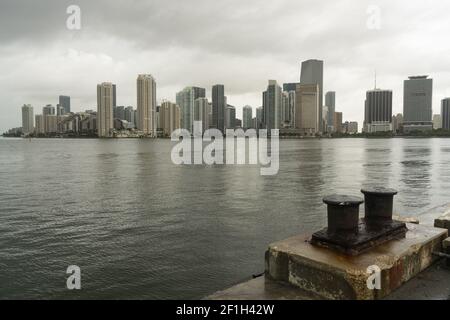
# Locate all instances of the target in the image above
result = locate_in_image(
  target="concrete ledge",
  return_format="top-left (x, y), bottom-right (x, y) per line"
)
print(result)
top-left (434, 211), bottom-right (450, 231)
top-left (265, 223), bottom-right (448, 300)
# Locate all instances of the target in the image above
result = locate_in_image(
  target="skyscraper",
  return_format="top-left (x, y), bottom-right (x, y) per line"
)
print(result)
top-left (212, 84), bottom-right (226, 132)
top-left (21, 104), bottom-right (34, 135)
top-left (300, 59), bottom-right (323, 132)
top-left (242, 105), bottom-right (253, 129)
top-left (194, 97), bottom-right (210, 133)
top-left (256, 107), bottom-right (263, 130)
top-left (225, 105), bottom-right (236, 129)
top-left (433, 114), bottom-right (442, 130)
top-left (35, 114), bottom-right (44, 135)
top-left (325, 91), bottom-right (335, 132)
top-left (160, 101), bottom-right (181, 137)
top-left (364, 89), bottom-right (393, 133)
top-left (176, 86), bottom-right (206, 132)
top-left (97, 82), bottom-right (114, 137)
top-left (42, 104), bottom-right (56, 134)
top-left (295, 84), bottom-right (320, 136)
top-left (334, 112), bottom-right (343, 133)
top-left (442, 98), bottom-right (450, 130)
top-left (262, 80), bottom-right (282, 130)
top-left (137, 74), bottom-right (157, 136)
top-left (59, 95), bottom-right (71, 113)
top-left (124, 106), bottom-right (136, 128)
top-left (403, 75), bottom-right (433, 132)
top-left (112, 84), bottom-right (117, 107)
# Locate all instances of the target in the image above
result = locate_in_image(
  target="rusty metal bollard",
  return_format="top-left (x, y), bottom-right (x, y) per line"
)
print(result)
top-left (361, 187), bottom-right (398, 221)
top-left (323, 194), bottom-right (364, 234)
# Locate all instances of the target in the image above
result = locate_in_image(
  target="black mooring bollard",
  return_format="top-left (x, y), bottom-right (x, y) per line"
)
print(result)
top-left (361, 187), bottom-right (398, 221)
top-left (323, 195), bottom-right (364, 234)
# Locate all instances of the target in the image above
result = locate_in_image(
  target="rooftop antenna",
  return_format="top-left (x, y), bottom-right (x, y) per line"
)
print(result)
top-left (374, 70), bottom-right (377, 89)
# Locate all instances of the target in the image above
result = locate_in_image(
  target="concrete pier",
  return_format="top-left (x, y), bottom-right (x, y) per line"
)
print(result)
top-left (208, 202), bottom-right (450, 300)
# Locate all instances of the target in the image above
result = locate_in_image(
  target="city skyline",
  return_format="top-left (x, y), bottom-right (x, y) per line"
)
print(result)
top-left (3, 1), bottom-right (450, 133)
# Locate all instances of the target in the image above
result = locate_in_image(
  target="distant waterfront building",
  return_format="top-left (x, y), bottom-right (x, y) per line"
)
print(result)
top-left (137, 74), bottom-right (157, 136)
top-left (433, 114), bottom-right (442, 130)
top-left (256, 107), bottom-right (263, 130)
top-left (59, 95), bottom-right (71, 113)
top-left (35, 115), bottom-right (44, 135)
top-left (159, 101), bottom-right (181, 137)
top-left (262, 80), bottom-right (282, 130)
top-left (176, 86), bottom-right (206, 132)
top-left (56, 105), bottom-right (65, 116)
top-left (283, 83), bottom-right (300, 93)
top-left (124, 106), bottom-right (136, 128)
top-left (194, 97), bottom-right (210, 133)
top-left (442, 98), bottom-right (450, 130)
top-left (281, 92), bottom-right (290, 126)
top-left (21, 104), bottom-right (34, 135)
top-left (42, 104), bottom-right (56, 134)
top-left (97, 82), bottom-right (115, 137)
top-left (242, 105), bottom-right (253, 129)
top-left (295, 83), bottom-right (320, 136)
top-left (403, 75), bottom-right (433, 132)
top-left (364, 89), bottom-right (393, 133)
top-left (225, 105), bottom-right (236, 129)
top-left (112, 84), bottom-right (117, 107)
top-left (392, 113), bottom-right (404, 133)
top-left (334, 112), bottom-right (343, 133)
top-left (114, 106), bottom-right (126, 120)
top-left (344, 121), bottom-right (358, 134)
top-left (235, 118), bottom-right (242, 128)
top-left (325, 91), bottom-right (335, 132)
top-left (300, 59), bottom-right (324, 132)
top-left (212, 84), bottom-right (226, 132)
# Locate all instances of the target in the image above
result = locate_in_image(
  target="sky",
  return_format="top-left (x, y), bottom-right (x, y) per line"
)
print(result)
top-left (1, 0), bottom-right (450, 132)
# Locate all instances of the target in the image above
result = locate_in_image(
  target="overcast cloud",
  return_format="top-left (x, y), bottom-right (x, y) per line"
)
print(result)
top-left (1, 0), bottom-right (450, 132)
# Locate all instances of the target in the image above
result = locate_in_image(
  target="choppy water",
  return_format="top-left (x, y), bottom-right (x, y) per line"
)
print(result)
top-left (1, 137), bottom-right (449, 299)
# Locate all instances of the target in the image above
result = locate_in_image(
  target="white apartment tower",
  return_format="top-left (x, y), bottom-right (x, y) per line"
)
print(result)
top-left (97, 82), bottom-right (115, 137)
top-left (137, 74), bottom-right (157, 136)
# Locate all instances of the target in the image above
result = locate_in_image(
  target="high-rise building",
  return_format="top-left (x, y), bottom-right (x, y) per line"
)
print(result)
top-left (160, 101), bottom-right (181, 137)
top-left (281, 92), bottom-right (290, 126)
top-left (262, 80), bottom-right (282, 130)
top-left (225, 105), bottom-right (236, 129)
top-left (194, 97), bottom-right (210, 133)
top-left (114, 106), bottom-right (125, 120)
top-left (433, 114), bottom-right (442, 130)
top-left (35, 114), bottom-right (45, 135)
top-left (364, 89), bottom-right (393, 133)
top-left (137, 74), bottom-right (157, 136)
top-left (21, 104), bottom-right (34, 135)
top-left (403, 75), bottom-right (433, 132)
top-left (124, 106), bottom-right (135, 128)
top-left (442, 98), bottom-right (450, 130)
top-left (256, 107), bottom-right (263, 130)
top-left (334, 112), bottom-right (343, 133)
top-left (212, 84), bottom-right (226, 132)
top-left (42, 104), bottom-right (56, 134)
top-left (176, 86), bottom-right (206, 132)
top-left (295, 84), bottom-right (320, 135)
top-left (242, 105), bottom-right (253, 129)
top-left (325, 91), bottom-right (335, 132)
top-left (283, 83), bottom-right (300, 92)
top-left (300, 59), bottom-right (323, 132)
top-left (97, 82), bottom-right (114, 137)
top-left (59, 95), bottom-right (71, 113)
top-left (112, 84), bottom-right (117, 107)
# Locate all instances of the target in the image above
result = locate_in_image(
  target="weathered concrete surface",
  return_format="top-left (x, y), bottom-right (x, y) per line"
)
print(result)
top-left (385, 259), bottom-right (450, 300)
top-left (207, 276), bottom-right (319, 300)
top-left (265, 223), bottom-right (447, 300)
top-left (392, 215), bottom-right (419, 224)
top-left (208, 261), bottom-right (450, 300)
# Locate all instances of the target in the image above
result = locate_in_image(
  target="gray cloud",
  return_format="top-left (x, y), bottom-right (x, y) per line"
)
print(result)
top-left (1, 0), bottom-right (450, 132)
